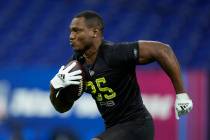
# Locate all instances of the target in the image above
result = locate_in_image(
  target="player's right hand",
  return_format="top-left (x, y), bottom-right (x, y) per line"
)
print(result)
top-left (50, 62), bottom-right (82, 89)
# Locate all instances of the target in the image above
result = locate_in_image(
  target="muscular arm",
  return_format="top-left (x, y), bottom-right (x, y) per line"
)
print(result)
top-left (50, 85), bottom-right (74, 113)
top-left (138, 40), bottom-right (185, 94)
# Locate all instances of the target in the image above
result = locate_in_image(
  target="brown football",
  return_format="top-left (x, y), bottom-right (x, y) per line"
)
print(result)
top-left (57, 60), bottom-right (87, 102)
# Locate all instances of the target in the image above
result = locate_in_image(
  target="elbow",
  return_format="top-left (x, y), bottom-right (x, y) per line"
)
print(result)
top-left (54, 107), bottom-right (69, 113)
top-left (160, 42), bottom-right (172, 52)
top-left (164, 44), bottom-right (173, 53)
top-left (50, 96), bottom-right (72, 113)
top-left (157, 43), bottom-right (174, 58)
top-left (52, 102), bottom-right (71, 113)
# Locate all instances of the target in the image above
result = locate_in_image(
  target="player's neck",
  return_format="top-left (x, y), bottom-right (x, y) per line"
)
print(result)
top-left (83, 39), bottom-right (102, 64)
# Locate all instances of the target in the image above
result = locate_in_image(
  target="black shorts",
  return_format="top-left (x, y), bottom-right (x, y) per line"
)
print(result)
top-left (95, 118), bottom-right (154, 140)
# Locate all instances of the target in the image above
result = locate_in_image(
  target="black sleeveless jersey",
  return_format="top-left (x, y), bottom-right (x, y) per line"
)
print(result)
top-left (73, 41), bottom-right (151, 128)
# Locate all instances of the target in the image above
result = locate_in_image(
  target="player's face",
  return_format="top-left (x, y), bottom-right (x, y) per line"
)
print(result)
top-left (69, 17), bottom-right (94, 52)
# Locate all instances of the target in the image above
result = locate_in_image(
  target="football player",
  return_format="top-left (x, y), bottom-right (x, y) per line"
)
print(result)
top-left (50, 10), bottom-right (193, 140)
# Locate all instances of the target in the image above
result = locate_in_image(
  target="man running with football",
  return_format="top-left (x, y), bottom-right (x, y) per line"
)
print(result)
top-left (50, 10), bottom-right (193, 140)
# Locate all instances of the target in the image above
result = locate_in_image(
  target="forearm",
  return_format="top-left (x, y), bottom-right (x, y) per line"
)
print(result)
top-left (155, 45), bottom-right (185, 93)
top-left (138, 41), bottom-right (185, 93)
top-left (50, 85), bottom-right (74, 113)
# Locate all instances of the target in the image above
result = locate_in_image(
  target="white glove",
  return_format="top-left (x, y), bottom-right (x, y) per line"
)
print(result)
top-left (175, 93), bottom-right (193, 119)
top-left (50, 62), bottom-right (82, 89)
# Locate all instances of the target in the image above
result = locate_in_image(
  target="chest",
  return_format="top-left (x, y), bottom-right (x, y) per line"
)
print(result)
top-left (84, 57), bottom-right (125, 102)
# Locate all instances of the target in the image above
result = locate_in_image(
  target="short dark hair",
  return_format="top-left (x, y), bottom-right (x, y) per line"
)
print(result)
top-left (74, 10), bottom-right (104, 33)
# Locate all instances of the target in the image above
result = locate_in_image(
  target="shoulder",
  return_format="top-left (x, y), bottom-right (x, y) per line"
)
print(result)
top-left (100, 40), bottom-right (139, 67)
top-left (101, 40), bottom-right (138, 53)
top-left (102, 40), bottom-right (138, 48)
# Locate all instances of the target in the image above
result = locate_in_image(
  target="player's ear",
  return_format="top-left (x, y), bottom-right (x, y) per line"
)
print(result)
top-left (92, 28), bottom-right (99, 38)
top-left (89, 29), bottom-right (95, 38)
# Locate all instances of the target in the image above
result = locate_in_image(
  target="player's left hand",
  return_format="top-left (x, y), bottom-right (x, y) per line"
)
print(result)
top-left (175, 93), bottom-right (193, 120)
